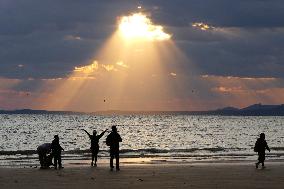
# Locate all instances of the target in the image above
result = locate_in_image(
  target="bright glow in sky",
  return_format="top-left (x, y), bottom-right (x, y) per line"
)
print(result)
top-left (74, 61), bottom-right (99, 74)
top-left (118, 13), bottom-right (171, 41)
top-left (37, 13), bottom-right (180, 111)
top-left (192, 22), bottom-right (215, 31)
top-left (3, 9), bottom-right (279, 112)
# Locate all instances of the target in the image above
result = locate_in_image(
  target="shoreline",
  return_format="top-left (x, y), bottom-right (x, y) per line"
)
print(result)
top-left (1, 162), bottom-right (284, 189)
top-left (1, 156), bottom-right (284, 169)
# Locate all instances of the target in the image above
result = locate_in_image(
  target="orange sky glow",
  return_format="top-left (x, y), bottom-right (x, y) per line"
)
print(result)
top-left (0, 13), bottom-right (283, 111)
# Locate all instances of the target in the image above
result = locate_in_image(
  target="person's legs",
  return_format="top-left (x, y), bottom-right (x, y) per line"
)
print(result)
top-left (256, 160), bottom-right (259, 168)
top-left (110, 148), bottom-right (115, 169)
top-left (46, 154), bottom-right (53, 168)
top-left (42, 154), bottom-right (47, 168)
top-left (255, 161), bottom-right (259, 168)
top-left (38, 152), bottom-right (44, 168)
top-left (110, 155), bottom-right (114, 168)
top-left (94, 153), bottom-right (98, 166)
top-left (93, 148), bottom-right (99, 166)
top-left (259, 153), bottom-right (265, 168)
top-left (91, 151), bottom-right (94, 166)
top-left (256, 152), bottom-right (266, 169)
top-left (54, 155), bottom-right (58, 169)
top-left (58, 154), bottom-right (62, 168)
top-left (115, 153), bottom-right (120, 170)
top-left (256, 152), bottom-right (261, 168)
top-left (261, 158), bottom-right (265, 168)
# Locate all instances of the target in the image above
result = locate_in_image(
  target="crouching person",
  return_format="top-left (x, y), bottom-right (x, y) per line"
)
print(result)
top-left (51, 135), bottom-right (64, 169)
top-left (37, 143), bottom-right (53, 169)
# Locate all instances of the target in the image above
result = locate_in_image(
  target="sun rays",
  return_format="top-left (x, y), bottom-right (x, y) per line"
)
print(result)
top-left (35, 13), bottom-right (281, 112)
top-left (38, 12), bottom-right (191, 111)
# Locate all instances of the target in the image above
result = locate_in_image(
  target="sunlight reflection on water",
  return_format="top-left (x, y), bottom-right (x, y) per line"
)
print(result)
top-left (0, 114), bottom-right (283, 166)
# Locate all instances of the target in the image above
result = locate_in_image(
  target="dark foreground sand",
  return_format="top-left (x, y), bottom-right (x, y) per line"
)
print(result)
top-left (0, 163), bottom-right (284, 189)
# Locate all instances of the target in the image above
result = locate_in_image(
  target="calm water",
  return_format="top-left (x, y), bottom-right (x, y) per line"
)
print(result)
top-left (0, 114), bottom-right (283, 166)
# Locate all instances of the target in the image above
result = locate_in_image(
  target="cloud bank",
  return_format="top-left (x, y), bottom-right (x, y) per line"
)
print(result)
top-left (0, 0), bottom-right (283, 110)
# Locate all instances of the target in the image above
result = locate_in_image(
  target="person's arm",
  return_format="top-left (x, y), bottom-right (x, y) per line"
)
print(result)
top-left (82, 129), bottom-right (92, 139)
top-left (265, 141), bottom-right (270, 152)
top-left (118, 134), bottom-right (122, 142)
top-left (98, 129), bottom-right (108, 139)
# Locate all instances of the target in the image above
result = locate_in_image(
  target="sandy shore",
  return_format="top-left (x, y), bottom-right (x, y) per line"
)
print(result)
top-left (0, 163), bottom-right (284, 189)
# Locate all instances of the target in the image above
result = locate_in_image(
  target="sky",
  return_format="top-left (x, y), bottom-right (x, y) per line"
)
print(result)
top-left (0, 0), bottom-right (284, 111)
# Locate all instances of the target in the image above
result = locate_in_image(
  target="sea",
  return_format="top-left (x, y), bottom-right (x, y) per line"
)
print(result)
top-left (0, 114), bottom-right (283, 167)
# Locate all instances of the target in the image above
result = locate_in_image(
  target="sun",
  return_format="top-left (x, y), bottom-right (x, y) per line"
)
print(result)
top-left (118, 13), bottom-right (171, 41)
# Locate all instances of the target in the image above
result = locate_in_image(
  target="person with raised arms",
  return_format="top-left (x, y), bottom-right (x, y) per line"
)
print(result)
top-left (82, 128), bottom-right (108, 166)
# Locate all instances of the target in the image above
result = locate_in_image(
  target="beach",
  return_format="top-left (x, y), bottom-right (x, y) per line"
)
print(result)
top-left (0, 114), bottom-right (283, 188)
top-left (1, 162), bottom-right (284, 189)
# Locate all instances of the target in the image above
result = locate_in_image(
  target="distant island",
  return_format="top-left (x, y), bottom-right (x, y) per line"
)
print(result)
top-left (206, 103), bottom-right (284, 116)
top-left (1, 104), bottom-right (284, 116)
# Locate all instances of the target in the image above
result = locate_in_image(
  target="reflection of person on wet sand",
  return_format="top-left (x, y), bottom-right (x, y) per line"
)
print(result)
top-left (82, 129), bottom-right (107, 166)
top-left (37, 143), bottom-right (53, 169)
top-left (254, 133), bottom-right (270, 169)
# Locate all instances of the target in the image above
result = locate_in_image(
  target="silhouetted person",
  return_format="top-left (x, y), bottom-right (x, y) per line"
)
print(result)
top-left (106, 126), bottom-right (122, 171)
top-left (45, 153), bottom-right (54, 168)
top-left (51, 135), bottom-right (64, 169)
top-left (82, 129), bottom-right (107, 166)
top-left (254, 133), bottom-right (270, 169)
top-left (37, 143), bottom-right (52, 169)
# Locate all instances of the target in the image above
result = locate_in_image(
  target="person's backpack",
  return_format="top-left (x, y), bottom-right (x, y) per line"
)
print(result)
top-left (254, 140), bottom-right (260, 152)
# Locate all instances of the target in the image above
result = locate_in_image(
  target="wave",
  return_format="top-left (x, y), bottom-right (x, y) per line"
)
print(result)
top-left (271, 147), bottom-right (284, 151)
top-left (120, 147), bottom-right (234, 154)
top-left (1, 147), bottom-right (284, 156)
top-left (0, 150), bottom-right (37, 156)
top-left (64, 147), bottom-right (249, 155)
top-left (0, 148), bottom-right (226, 156)
top-left (0, 147), bottom-right (274, 156)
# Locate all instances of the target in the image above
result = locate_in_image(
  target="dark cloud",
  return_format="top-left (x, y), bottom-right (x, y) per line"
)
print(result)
top-left (175, 27), bottom-right (284, 78)
top-left (148, 0), bottom-right (284, 28)
top-left (0, 0), bottom-right (284, 80)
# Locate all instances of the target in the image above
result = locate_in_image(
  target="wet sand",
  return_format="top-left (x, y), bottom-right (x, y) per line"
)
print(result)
top-left (0, 163), bottom-right (284, 189)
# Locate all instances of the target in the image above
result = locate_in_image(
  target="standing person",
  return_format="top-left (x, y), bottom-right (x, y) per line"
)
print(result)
top-left (106, 126), bottom-right (122, 171)
top-left (82, 129), bottom-right (108, 166)
top-left (254, 133), bottom-right (270, 169)
top-left (37, 143), bottom-right (52, 169)
top-left (51, 135), bottom-right (64, 169)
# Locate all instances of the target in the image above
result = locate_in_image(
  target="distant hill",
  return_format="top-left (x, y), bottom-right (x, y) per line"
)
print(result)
top-left (1, 104), bottom-right (284, 116)
top-left (0, 109), bottom-right (84, 115)
top-left (210, 104), bottom-right (284, 116)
